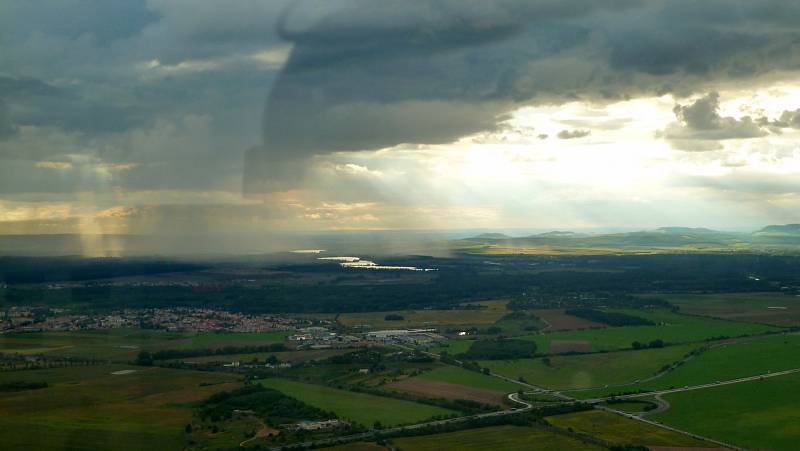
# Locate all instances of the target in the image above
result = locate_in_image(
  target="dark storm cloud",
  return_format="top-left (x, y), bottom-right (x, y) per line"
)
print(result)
top-left (4, 1), bottom-right (800, 196)
top-left (0, 101), bottom-right (17, 139)
top-left (245, 0), bottom-right (800, 191)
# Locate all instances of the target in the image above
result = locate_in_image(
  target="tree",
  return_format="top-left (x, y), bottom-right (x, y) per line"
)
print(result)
top-left (632, 341), bottom-right (644, 350)
top-left (266, 355), bottom-right (279, 365)
top-left (185, 424), bottom-right (192, 434)
top-left (649, 339), bottom-right (665, 348)
top-left (134, 351), bottom-right (153, 366)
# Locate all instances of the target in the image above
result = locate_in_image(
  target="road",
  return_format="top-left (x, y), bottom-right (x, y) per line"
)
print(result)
top-left (266, 401), bottom-right (534, 451)
top-left (585, 366), bottom-right (800, 403)
top-left (265, 345), bottom-right (800, 450)
top-left (596, 405), bottom-right (746, 451)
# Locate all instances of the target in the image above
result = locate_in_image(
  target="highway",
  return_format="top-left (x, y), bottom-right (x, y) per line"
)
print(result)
top-left (585, 366), bottom-right (800, 403)
top-left (263, 345), bottom-right (800, 450)
top-left (265, 400), bottom-right (534, 451)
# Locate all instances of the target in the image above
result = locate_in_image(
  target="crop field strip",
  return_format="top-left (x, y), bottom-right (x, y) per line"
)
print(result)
top-left (258, 378), bottom-right (456, 426)
top-left (517, 309), bottom-right (778, 353)
top-left (336, 300), bottom-right (510, 329)
top-left (481, 344), bottom-right (697, 391)
top-left (390, 424), bottom-right (605, 451)
top-left (574, 332), bottom-right (800, 399)
top-left (647, 292), bottom-right (800, 327)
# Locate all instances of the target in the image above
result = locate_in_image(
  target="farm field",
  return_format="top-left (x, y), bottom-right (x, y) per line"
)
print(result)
top-left (481, 344), bottom-right (696, 390)
top-left (648, 292), bottom-right (800, 326)
top-left (386, 377), bottom-right (508, 406)
top-left (319, 443), bottom-right (388, 451)
top-left (178, 348), bottom-right (348, 364)
top-left (0, 329), bottom-right (188, 361)
top-left (426, 339), bottom-right (474, 356)
top-left (337, 300), bottom-right (508, 329)
top-left (530, 309), bottom-right (606, 331)
top-left (417, 366), bottom-right (520, 392)
top-left (653, 371), bottom-right (800, 450)
top-left (0, 364), bottom-right (240, 451)
top-left (0, 329), bottom-right (292, 362)
top-left (178, 331), bottom-right (291, 349)
top-left (546, 410), bottom-right (711, 448)
top-left (390, 425), bottom-right (604, 451)
top-left (258, 378), bottom-right (455, 426)
top-left (577, 333), bottom-right (800, 398)
top-left (519, 309), bottom-right (777, 353)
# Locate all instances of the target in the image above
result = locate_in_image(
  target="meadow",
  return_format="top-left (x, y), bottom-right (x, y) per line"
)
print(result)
top-left (577, 332), bottom-right (800, 398)
top-left (653, 372), bottom-right (800, 450)
top-left (519, 309), bottom-right (777, 353)
top-left (546, 410), bottom-right (710, 447)
top-left (0, 364), bottom-right (240, 451)
top-left (481, 344), bottom-right (696, 390)
top-left (390, 425), bottom-right (604, 451)
top-left (258, 378), bottom-right (455, 426)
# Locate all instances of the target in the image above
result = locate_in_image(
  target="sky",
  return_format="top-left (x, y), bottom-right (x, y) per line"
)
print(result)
top-left (2, 0), bottom-right (800, 240)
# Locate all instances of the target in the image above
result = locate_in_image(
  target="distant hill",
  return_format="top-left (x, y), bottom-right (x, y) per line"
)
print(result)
top-left (755, 224), bottom-right (800, 236)
top-left (473, 233), bottom-right (512, 240)
top-left (458, 225), bottom-right (800, 254)
top-left (656, 227), bottom-right (720, 234)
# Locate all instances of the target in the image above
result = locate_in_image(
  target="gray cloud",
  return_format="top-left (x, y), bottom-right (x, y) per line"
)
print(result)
top-left (759, 108), bottom-right (800, 130)
top-left (4, 0), bottom-right (800, 201)
top-left (663, 92), bottom-right (766, 150)
top-left (245, 0), bottom-right (800, 190)
top-left (557, 129), bottom-right (591, 140)
top-left (0, 101), bottom-right (17, 139)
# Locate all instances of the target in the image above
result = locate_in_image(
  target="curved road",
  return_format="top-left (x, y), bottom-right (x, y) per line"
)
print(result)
top-left (262, 344), bottom-right (800, 450)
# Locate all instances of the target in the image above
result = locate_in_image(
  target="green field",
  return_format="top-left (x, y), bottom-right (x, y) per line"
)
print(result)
top-left (0, 364), bottom-right (240, 451)
top-left (603, 400), bottom-right (656, 413)
top-left (427, 339), bottom-right (474, 356)
top-left (0, 329), bottom-right (188, 361)
top-left (649, 292), bottom-right (800, 326)
top-left (653, 372), bottom-right (800, 450)
top-left (577, 333), bottom-right (800, 398)
top-left (519, 309), bottom-right (777, 353)
top-left (179, 348), bottom-right (348, 364)
top-left (258, 378), bottom-right (455, 426)
top-left (418, 366), bottom-right (519, 392)
top-left (546, 410), bottom-right (710, 447)
top-left (337, 300), bottom-right (508, 329)
top-left (481, 344), bottom-right (696, 390)
top-left (390, 425), bottom-right (603, 451)
top-left (0, 329), bottom-right (291, 363)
